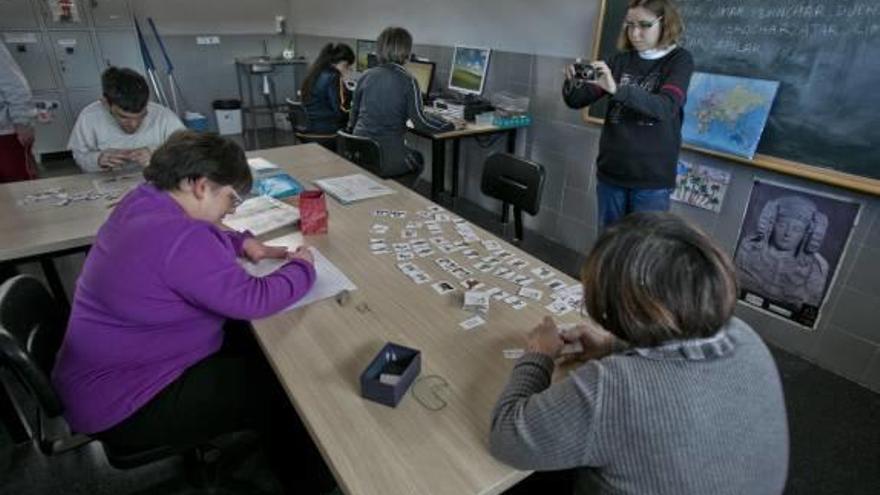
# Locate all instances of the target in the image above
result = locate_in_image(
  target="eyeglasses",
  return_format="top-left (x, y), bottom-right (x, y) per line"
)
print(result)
top-left (229, 188), bottom-right (244, 209)
top-left (623, 17), bottom-right (662, 30)
top-left (579, 300), bottom-right (589, 319)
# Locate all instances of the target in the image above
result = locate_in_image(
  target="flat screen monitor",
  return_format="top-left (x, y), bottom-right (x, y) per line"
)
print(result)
top-left (404, 60), bottom-right (435, 99)
top-left (356, 39), bottom-right (376, 72)
top-left (448, 46), bottom-right (491, 95)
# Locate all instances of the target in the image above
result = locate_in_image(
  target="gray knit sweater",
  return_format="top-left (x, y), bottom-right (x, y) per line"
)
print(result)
top-left (490, 317), bottom-right (789, 495)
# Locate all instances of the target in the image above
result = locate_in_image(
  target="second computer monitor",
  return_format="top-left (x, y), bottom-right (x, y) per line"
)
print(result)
top-left (449, 46), bottom-right (491, 96)
top-left (404, 60), bottom-right (435, 99)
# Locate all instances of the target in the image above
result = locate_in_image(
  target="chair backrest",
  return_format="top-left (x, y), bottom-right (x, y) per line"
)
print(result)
top-left (286, 98), bottom-right (311, 134)
top-left (0, 275), bottom-right (65, 418)
top-left (336, 130), bottom-right (385, 177)
top-left (481, 153), bottom-right (545, 216)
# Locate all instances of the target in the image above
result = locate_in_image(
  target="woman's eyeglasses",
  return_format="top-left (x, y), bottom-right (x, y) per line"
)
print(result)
top-left (623, 17), bottom-right (662, 30)
top-left (229, 189), bottom-right (244, 209)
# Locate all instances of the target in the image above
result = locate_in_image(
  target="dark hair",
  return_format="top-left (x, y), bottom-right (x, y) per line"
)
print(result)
top-left (376, 27), bottom-right (412, 65)
top-left (580, 212), bottom-right (737, 347)
top-left (143, 130), bottom-right (252, 194)
top-left (101, 67), bottom-right (150, 113)
top-left (617, 0), bottom-right (685, 51)
top-left (300, 43), bottom-right (355, 101)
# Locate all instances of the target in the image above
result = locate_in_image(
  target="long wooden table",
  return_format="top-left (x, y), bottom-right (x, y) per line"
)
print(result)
top-left (249, 144), bottom-right (580, 495)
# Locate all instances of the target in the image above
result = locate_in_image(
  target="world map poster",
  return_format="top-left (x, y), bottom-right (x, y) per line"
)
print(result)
top-left (682, 72), bottom-right (779, 159)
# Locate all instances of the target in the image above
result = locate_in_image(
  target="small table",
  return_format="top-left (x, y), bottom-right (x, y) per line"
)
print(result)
top-left (408, 123), bottom-right (526, 202)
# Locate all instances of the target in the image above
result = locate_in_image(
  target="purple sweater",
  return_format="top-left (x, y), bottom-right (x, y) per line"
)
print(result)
top-left (52, 184), bottom-right (315, 434)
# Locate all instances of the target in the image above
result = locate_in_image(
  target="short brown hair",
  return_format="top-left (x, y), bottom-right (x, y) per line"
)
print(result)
top-left (143, 130), bottom-right (252, 194)
top-left (617, 0), bottom-right (685, 51)
top-left (376, 26), bottom-right (412, 65)
top-left (580, 212), bottom-right (737, 347)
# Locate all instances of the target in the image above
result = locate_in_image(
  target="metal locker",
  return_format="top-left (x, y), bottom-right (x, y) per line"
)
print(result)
top-left (88, 0), bottom-right (131, 28)
top-left (67, 88), bottom-right (99, 121)
top-left (95, 30), bottom-right (141, 73)
top-left (2, 31), bottom-right (57, 91)
top-left (49, 31), bottom-right (100, 89)
top-left (36, 0), bottom-right (89, 29)
top-left (31, 91), bottom-right (72, 156)
top-left (0, 0), bottom-right (41, 29)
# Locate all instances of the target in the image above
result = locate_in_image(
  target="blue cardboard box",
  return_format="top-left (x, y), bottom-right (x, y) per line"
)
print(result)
top-left (360, 342), bottom-right (421, 407)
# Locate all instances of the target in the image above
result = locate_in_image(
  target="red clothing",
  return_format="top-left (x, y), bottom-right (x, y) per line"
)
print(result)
top-left (0, 133), bottom-right (36, 183)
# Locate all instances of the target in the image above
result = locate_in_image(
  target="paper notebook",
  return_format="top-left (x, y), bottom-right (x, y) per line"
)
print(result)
top-left (313, 174), bottom-right (395, 205)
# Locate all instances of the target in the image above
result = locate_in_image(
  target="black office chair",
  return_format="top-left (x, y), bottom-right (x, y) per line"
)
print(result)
top-left (0, 275), bottom-right (263, 494)
top-left (481, 153), bottom-right (546, 243)
top-left (286, 98), bottom-right (338, 151)
top-left (336, 130), bottom-right (385, 177)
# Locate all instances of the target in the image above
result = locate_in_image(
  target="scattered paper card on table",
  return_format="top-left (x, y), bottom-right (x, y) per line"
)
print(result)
top-left (503, 348), bottom-right (525, 359)
top-left (223, 195), bottom-right (300, 236)
top-left (460, 315), bottom-right (486, 330)
top-left (314, 174), bottom-right (396, 204)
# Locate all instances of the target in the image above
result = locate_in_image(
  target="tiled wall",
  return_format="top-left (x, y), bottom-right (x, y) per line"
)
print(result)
top-left (295, 33), bottom-right (880, 393)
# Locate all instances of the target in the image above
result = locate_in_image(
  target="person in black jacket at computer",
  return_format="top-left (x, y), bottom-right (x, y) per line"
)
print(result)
top-left (349, 26), bottom-right (453, 179)
top-left (300, 43), bottom-right (355, 135)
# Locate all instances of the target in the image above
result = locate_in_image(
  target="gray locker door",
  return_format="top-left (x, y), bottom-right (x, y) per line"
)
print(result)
top-left (2, 31), bottom-right (57, 91)
top-left (95, 30), bottom-right (141, 73)
top-left (0, 0), bottom-right (40, 29)
top-left (88, 0), bottom-right (131, 28)
top-left (36, 0), bottom-right (89, 29)
top-left (50, 31), bottom-right (100, 89)
top-left (67, 88), bottom-right (99, 121)
top-left (31, 91), bottom-right (72, 156)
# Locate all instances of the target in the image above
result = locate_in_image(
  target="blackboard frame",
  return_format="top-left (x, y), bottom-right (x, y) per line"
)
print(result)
top-left (581, 0), bottom-right (880, 197)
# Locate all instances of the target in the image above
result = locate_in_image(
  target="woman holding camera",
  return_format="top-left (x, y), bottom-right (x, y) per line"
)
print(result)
top-left (490, 212), bottom-right (789, 494)
top-left (564, 0), bottom-right (694, 228)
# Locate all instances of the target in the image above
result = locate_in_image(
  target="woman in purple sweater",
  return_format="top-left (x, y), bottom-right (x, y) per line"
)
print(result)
top-left (52, 131), bottom-right (331, 491)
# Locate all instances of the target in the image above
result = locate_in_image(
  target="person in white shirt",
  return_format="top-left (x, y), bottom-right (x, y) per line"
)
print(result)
top-left (0, 42), bottom-right (37, 183)
top-left (68, 67), bottom-right (184, 173)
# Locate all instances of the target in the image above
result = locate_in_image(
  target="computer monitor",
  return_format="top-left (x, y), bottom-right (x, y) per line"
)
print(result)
top-left (356, 39), bottom-right (376, 72)
top-left (404, 60), bottom-right (435, 99)
top-left (448, 46), bottom-right (491, 96)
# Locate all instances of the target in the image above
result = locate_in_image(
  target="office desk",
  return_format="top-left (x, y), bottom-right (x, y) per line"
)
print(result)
top-left (408, 123), bottom-right (525, 202)
top-left (248, 143), bottom-right (580, 495)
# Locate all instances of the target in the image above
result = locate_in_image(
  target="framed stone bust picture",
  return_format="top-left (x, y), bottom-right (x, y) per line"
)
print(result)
top-left (734, 181), bottom-right (861, 329)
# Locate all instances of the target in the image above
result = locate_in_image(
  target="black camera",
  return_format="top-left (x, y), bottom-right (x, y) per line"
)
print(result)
top-left (573, 63), bottom-right (599, 81)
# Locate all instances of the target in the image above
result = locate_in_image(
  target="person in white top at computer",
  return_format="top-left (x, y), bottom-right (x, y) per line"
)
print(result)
top-left (68, 67), bottom-right (184, 173)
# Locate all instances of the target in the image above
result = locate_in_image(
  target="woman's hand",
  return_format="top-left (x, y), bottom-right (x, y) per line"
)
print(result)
top-left (242, 238), bottom-right (290, 263)
top-left (288, 245), bottom-right (315, 266)
top-left (559, 317), bottom-right (616, 361)
top-left (526, 316), bottom-right (565, 358)
top-left (589, 61), bottom-right (617, 95)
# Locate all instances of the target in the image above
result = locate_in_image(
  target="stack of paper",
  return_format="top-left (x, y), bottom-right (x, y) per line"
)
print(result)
top-left (223, 195), bottom-right (300, 236)
top-left (313, 174), bottom-right (396, 205)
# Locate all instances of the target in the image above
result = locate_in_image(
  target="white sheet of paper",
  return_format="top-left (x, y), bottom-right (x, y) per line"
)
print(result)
top-left (247, 157), bottom-right (280, 171)
top-left (223, 196), bottom-right (300, 236)
top-left (239, 234), bottom-right (357, 311)
top-left (314, 174), bottom-right (396, 204)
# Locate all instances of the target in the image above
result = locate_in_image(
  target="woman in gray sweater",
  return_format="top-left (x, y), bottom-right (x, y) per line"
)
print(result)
top-left (490, 212), bottom-right (789, 495)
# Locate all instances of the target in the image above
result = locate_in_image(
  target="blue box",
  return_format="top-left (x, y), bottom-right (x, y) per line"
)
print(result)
top-left (360, 342), bottom-right (421, 407)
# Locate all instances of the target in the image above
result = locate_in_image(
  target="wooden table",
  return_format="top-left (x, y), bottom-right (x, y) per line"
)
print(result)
top-left (0, 171), bottom-right (127, 308)
top-left (249, 143), bottom-right (580, 495)
top-left (408, 122), bottom-right (525, 202)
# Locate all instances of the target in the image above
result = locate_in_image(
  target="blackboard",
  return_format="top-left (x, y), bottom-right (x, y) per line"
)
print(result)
top-left (588, 0), bottom-right (880, 182)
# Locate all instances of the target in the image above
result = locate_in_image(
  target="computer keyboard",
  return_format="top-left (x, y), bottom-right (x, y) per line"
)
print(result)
top-left (424, 107), bottom-right (467, 129)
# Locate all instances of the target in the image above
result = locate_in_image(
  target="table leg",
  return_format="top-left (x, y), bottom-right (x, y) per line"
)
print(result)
top-left (451, 139), bottom-right (461, 198)
top-left (506, 128), bottom-right (518, 154)
top-left (431, 139), bottom-right (446, 202)
top-left (39, 257), bottom-right (70, 317)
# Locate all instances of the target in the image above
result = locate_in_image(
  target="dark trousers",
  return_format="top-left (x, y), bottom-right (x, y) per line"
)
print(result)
top-left (0, 134), bottom-right (36, 183)
top-left (96, 321), bottom-right (334, 493)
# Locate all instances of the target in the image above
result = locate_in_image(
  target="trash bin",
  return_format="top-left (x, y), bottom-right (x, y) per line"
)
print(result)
top-left (213, 99), bottom-right (242, 135)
